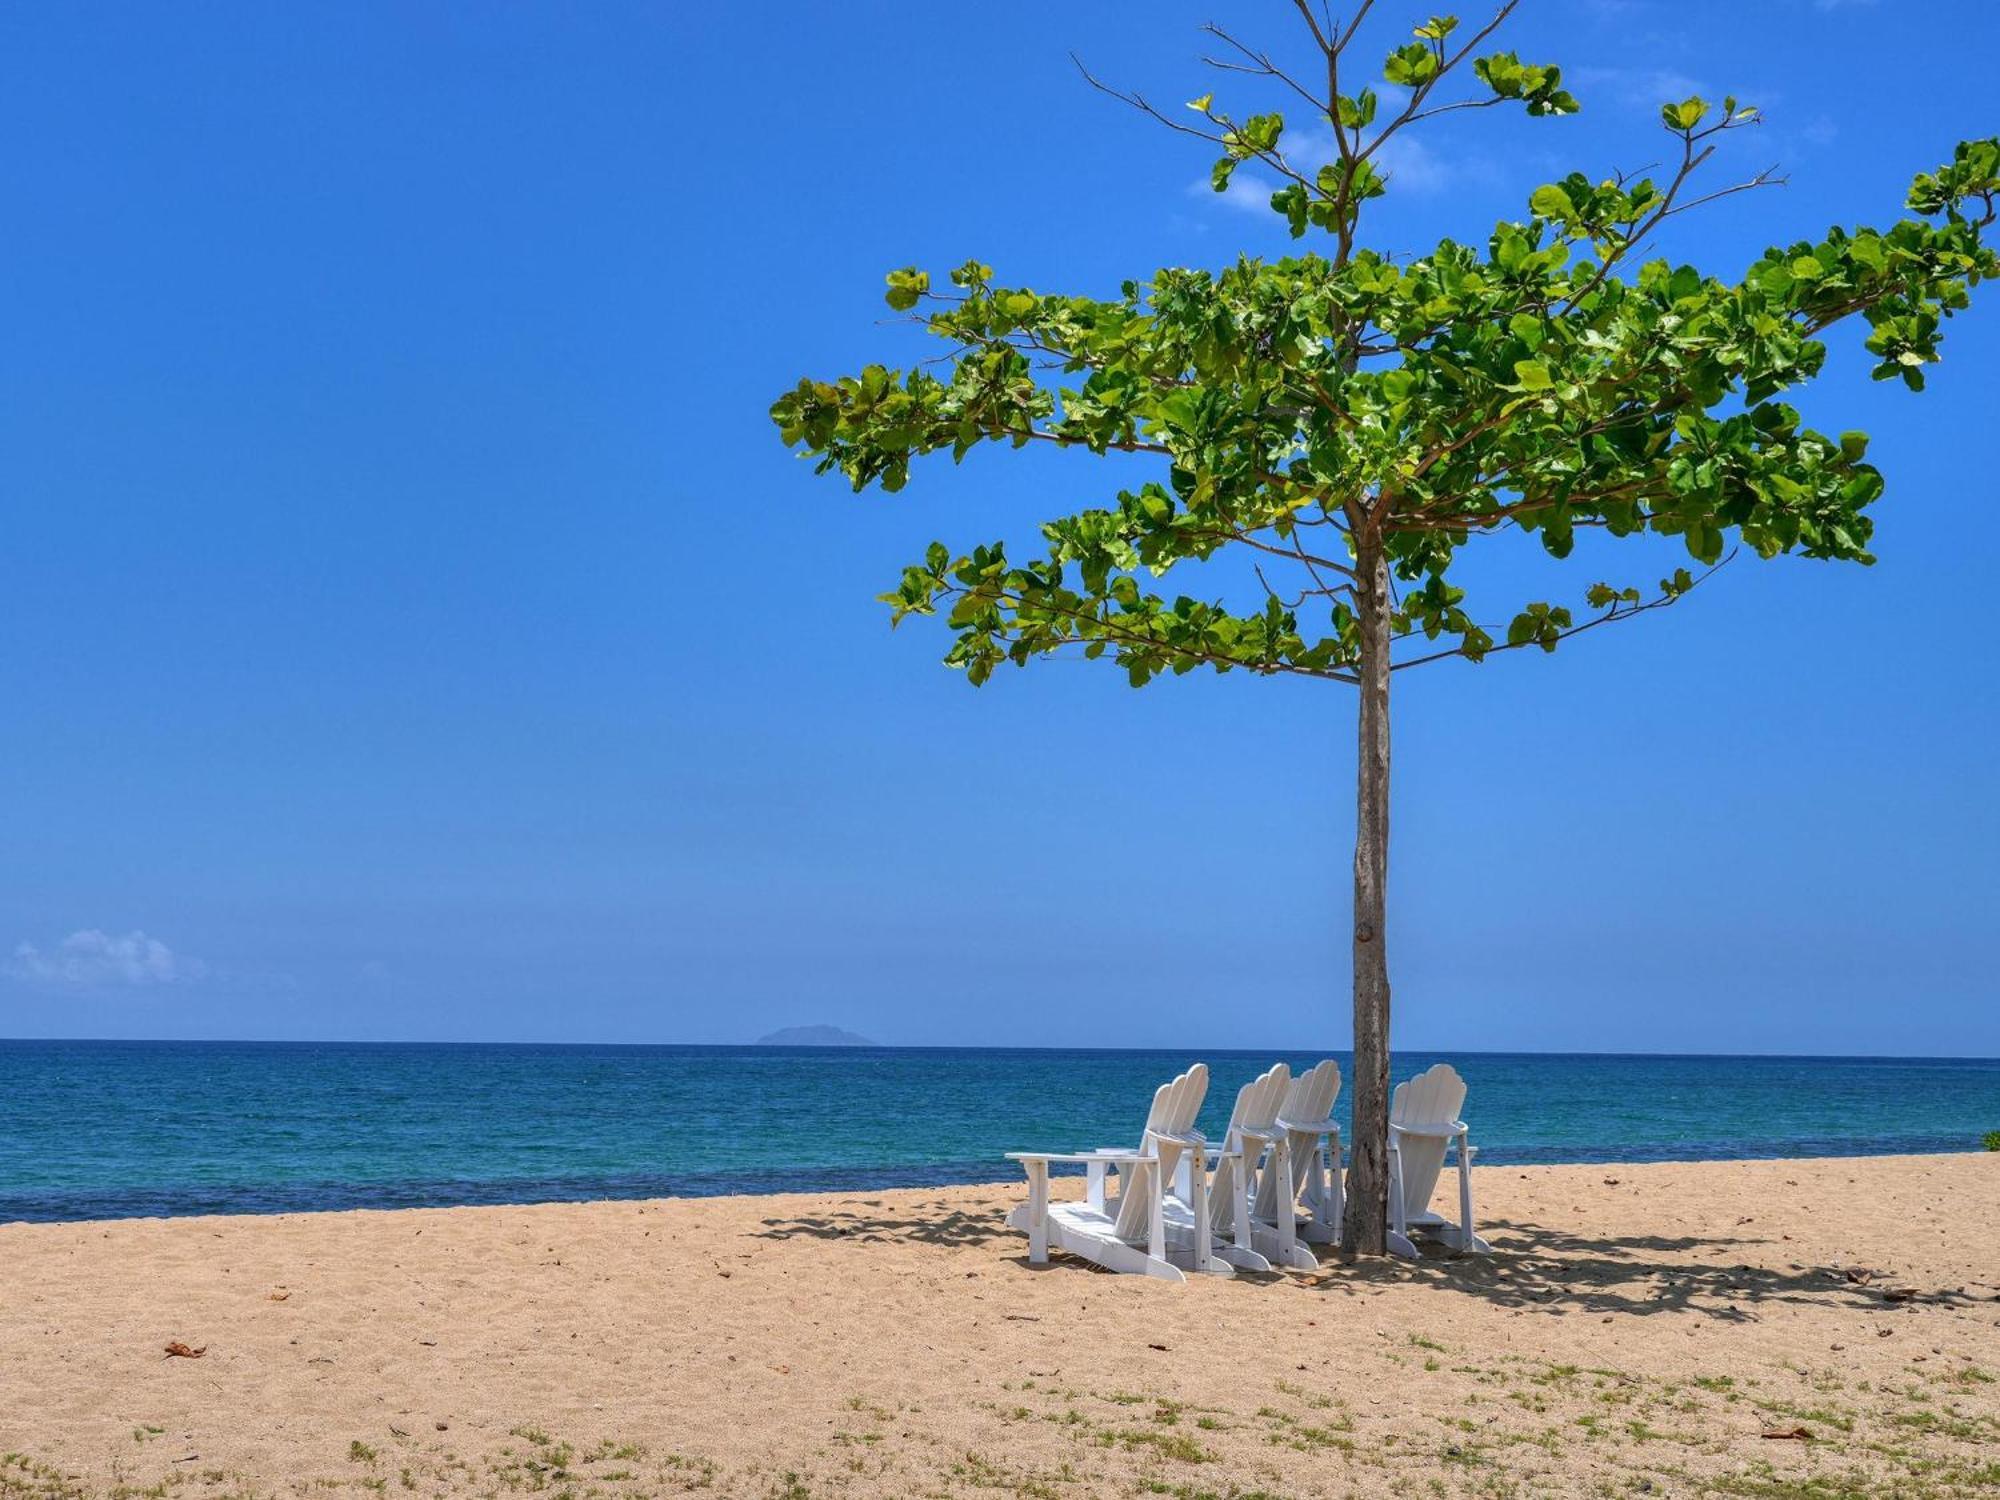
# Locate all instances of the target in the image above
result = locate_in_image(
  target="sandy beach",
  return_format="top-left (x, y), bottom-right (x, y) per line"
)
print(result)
top-left (3, 1153), bottom-right (1997, 1499)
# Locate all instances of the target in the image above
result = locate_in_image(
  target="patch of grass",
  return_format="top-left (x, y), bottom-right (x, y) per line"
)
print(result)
top-left (1439, 1440), bottom-right (1490, 1467)
top-left (1884, 1406), bottom-right (1997, 1442)
top-left (1699, 1464), bottom-right (1889, 1499)
top-left (659, 1451), bottom-right (720, 1490)
top-left (1981, 1129), bottom-right (1999, 1151)
top-left (1257, 1406), bottom-right (1356, 1455)
top-left (1271, 1378), bottom-right (1335, 1409)
top-left (346, 1441), bottom-right (377, 1464)
top-left (1101, 1428), bottom-right (1213, 1464)
top-left (952, 1453), bottom-right (1063, 1499)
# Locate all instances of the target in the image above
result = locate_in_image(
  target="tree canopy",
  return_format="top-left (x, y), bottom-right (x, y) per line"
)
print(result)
top-left (772, 15), bottom-right (1996, 691)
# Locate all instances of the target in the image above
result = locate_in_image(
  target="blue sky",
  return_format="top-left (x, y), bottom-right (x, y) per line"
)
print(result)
top-left (2, 0), bottom-right (1994, 1053)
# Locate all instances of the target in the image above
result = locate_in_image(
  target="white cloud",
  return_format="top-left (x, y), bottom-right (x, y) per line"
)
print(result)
top-left (1192, 170), bottom-right (1282, 217)
top-left (1574, 65), bottom-right (1711, 111)
top-left (1187, 123), bottom-right (1456, 220)
top-left (10, 929), bottom-right (205, 989)
top-left (1375, 135), bottom-right (1454, 194)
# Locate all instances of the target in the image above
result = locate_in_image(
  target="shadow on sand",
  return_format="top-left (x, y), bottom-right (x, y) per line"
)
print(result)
top-left (752, 1197), bottom-right (1017, 1251)
top-left (1309, 1217), bottom-right (1985, 1322)
top-left (752, 1202), bottom-right (1988, 1318)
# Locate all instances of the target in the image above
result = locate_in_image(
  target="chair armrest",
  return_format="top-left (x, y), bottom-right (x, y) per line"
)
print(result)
top-left (1007, 1149), bottom-right (1152, 1167)
top-left (1389, 1120), bottom-right (1470, 1140)
top-left (1145, 1128), bottom-right (1208, 1149)
top-left (1277, 1116), bottom-right (1340, 1134)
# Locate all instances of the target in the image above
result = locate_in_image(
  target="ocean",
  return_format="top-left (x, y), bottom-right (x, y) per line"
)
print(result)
top-left (2, 1040), bottom-right (1996, 1224)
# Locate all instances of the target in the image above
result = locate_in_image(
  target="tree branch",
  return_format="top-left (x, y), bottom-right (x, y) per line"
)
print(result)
top-left (933, 582), bottom-right (1361, 684)
top-left (1389, 552), bottom-right (1733, 671)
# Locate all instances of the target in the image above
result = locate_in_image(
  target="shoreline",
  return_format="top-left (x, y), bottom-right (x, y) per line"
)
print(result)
top-left (7, 1144), bottom-right (1999, 1230)
top-left (3, 1153), bottom-right (1996, 1498)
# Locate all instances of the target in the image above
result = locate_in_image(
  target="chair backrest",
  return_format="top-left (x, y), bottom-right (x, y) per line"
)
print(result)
top-left (1113, 1063), bottom-right (1208, 1241)
top-left (1226, 1062), bottom-right (1291, 1142)
top-left (1391, 1062), bottom-right (1468, 1215)
top-left (1207, 1062), bottom-right (1289, 1228)
top-left (1254, 1060), bottom-right (1341, 1217)
top-left (1283, 1059), bottom-right (1342, 1127)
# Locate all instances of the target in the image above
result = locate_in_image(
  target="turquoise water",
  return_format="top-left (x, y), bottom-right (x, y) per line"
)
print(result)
top-left (2, 1041), bottom-right (1996, 1223)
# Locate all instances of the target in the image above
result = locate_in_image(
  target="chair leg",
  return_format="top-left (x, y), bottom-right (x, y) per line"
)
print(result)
top-left (1189, 1150), bottom-right (1210, 1274)
top-left (1455, 1132), bottom-right (1487, 1254)
top-left (1327, 1126), bottom-right (1344, 1243)
top-left (1148, 1162), bottom-right (1166, 1264)
top-left (1026, 1160), bottom-right (1049, 1265)
top-left (1086, 1160), bottom-right (1106, 1214)
top-left (1385, 1140), bottom-right (1418, 1258)
top-left (1272, 1137), bottom-right (1295, 1263)
top-left (1231, 1140), bottom-right (1254, 1253)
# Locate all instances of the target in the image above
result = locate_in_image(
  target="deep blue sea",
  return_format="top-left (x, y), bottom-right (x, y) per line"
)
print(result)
top-left (2, 1041), bottom-right (1996, 1224)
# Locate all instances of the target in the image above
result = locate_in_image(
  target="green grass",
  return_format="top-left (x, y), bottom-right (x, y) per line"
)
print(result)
top-left (1983, 1129), bottom-right (2000, 1151)
top-left (1102, 1428), bottom-right (1213, 1463)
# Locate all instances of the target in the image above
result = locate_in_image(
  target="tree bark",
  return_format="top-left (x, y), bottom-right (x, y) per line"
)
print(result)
top-left (1343, 534), bottom-right (1394, 1256)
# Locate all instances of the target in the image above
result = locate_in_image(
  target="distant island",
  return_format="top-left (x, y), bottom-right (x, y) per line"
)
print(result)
top-left (755, 1025), bottom-right (874, 1047)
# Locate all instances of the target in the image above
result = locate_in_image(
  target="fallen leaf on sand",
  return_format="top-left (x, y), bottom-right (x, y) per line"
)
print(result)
top-left (1882, 1288), bottom-right (1918, 1303)
top-left (1845, 1268), bottom-right (1876, 1285)
top-left (1761, 1426), bottom-right (1811, 1441)
top-left (1147, 1343), bottom-right (1169, 1352)
top-left (266, 1292), bottom-right (290, 1302)
top-left (163, 1342), bottom-right (206, 1359)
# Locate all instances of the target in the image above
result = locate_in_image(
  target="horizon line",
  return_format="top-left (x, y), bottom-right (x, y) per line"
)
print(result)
top-left (2, 1036), bottom-right (1996, 1065)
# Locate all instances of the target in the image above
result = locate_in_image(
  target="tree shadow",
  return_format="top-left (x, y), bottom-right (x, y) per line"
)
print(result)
top-left (751, 1197), bottom-right (1016, 1251)
top-left (747, 1202), bottom-right (1989, 1322)
top-left (1310, 1218), bottom-right (1984, 1321)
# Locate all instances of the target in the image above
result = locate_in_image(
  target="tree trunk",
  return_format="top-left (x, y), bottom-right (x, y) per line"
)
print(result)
top-left (1342, 535), bottom-right (1393, 1256)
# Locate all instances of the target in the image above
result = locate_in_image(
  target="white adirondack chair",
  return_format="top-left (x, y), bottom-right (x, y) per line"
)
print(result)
top-left (1385, 1062), bottom-right (1490, 1259)
top-left (1254, 1058), bottom-right (1344, 1247)
top-left (1173, 1062), bottom-right (1303, 1271)
top-left (1004, 1064), bottom-right (1229, 1282)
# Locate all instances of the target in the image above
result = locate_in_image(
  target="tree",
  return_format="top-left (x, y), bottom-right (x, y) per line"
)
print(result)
top-left (771, 3), bottom-right (1998, 1254)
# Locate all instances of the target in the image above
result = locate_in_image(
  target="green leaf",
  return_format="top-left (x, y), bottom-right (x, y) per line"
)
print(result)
top-left (1511, 359), bottom-right (1554, 390)
top-left (1529, 184), bottom-right (1572, 220)
top-left (1661, 96), bottom-right (1708, 132)
top-left (1335, 88), bottom-right (1379, 130)
top-left (883, 267), bottom-right (929, 312)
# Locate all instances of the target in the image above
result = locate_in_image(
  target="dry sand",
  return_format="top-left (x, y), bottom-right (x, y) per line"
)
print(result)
top-left (3, 1154), bottom-right (1997, 1499)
